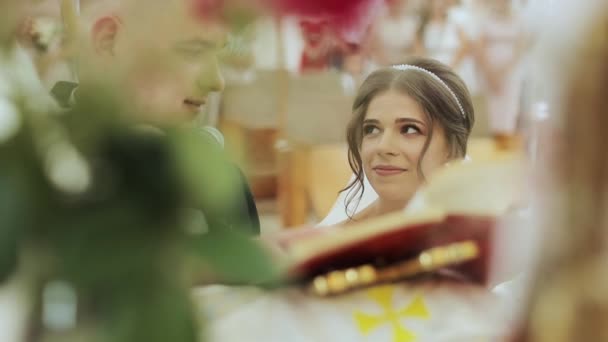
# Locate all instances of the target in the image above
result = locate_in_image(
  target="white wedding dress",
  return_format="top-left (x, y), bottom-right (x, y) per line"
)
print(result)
top-left (317, 174), bottom-right (378, 227)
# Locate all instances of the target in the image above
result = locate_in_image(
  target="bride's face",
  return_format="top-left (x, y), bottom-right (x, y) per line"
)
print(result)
top-left (360, 90), bottom-right (450, 204)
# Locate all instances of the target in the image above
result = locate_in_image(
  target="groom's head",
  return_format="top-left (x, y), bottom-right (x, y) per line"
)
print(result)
top-left (76, 0), bottom-right (232, 123)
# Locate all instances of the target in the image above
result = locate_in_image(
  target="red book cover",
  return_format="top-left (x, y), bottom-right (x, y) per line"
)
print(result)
top-left (269, 154), bottom-right (524, 287)
top-left (275, 212), bottom-right (494, 285)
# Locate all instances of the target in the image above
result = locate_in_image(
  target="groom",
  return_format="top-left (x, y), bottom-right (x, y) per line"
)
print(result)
top-left (52, 0), bottom-right (260, 235)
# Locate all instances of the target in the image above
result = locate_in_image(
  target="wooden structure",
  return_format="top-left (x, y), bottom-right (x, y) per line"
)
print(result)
top-left (219, 69), bottom-right (355, 227)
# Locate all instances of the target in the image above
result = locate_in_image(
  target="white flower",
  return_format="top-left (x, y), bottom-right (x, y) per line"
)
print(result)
top-left (0, 97), bottom-right (22, 143)
top-left (45, 141), bottom-right (91, 194)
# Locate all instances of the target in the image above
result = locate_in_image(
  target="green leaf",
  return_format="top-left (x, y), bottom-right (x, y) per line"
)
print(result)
top-left (168, 128), bottom-right (241, 215)
top-left (191, 231), bottom-right (280, 285)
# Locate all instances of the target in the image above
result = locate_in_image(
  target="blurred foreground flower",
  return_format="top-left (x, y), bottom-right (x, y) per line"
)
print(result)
top-left (0, 84), bottom-right (278, 342)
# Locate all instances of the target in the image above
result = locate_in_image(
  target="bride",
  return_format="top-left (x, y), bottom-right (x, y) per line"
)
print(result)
top-left (321, 57), bottom-right (475, 226)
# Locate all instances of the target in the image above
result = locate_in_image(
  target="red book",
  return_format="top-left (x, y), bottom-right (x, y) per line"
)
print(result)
top-left (270, 153), bottom-right (524, 289)
top-left (276, 211), bottom-right (494, 285)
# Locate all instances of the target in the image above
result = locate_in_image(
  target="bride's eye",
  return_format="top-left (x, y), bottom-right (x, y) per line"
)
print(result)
top-left (401, 125), bottom-right (421, 135)
top-left (363, 125), bottom-right (380, 135)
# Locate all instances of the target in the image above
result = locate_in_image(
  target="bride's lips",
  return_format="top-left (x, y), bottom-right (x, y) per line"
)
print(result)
top-left (373, 165), bottom-right (407, 176)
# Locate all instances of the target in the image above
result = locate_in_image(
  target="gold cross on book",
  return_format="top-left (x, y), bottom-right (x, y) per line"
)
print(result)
top-left (354, 286), bottom-right (430, 342)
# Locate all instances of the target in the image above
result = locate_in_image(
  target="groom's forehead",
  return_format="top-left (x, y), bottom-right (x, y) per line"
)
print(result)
top-left (117, 0), bottom-right (231, 45)
top-left (121, 2), bottom-right (227, 42)
top-left (116, 2), bottom-right (207, 33)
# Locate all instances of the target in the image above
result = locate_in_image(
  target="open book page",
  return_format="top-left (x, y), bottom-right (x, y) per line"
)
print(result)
top-left (405, 153), bottom-right (525, 216)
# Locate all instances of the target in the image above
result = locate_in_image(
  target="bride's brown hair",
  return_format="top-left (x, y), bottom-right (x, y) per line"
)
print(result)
top-left (341, 57), bottom-right (475, 217)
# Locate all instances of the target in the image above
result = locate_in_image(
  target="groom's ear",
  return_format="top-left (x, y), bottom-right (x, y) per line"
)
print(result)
top-left (91, 15), bottom-right (122, 56)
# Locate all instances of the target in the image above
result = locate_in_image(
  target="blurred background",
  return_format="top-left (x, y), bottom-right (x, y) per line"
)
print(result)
top-left (5, 0), bottom-right (604, 341)
top-left (12, 0), bottom-right (552, 232)
top-left (202, 0), bottom-right (549, 231)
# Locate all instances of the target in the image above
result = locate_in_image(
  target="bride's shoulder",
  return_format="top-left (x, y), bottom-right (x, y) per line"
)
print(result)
top-left (334, 203), bottom-right (377, 227)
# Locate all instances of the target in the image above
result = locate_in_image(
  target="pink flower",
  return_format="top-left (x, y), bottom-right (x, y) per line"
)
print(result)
top-left (189, 0), bottom-right (381, 43)
top-left (272, 0), bottom-right (381, 43)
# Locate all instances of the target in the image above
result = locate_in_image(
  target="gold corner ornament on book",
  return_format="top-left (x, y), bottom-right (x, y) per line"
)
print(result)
top-left (309, 241), bottom-right (480, 296)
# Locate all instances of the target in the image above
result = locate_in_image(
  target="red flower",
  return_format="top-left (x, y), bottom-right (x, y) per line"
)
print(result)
top-left (190, 0), bottom-right (224, 19)
top-left (271, 0), bottom-right (370, 17)
top-left (272, 0), bottom-right (380, 43)
top-left (189, 0), bottom-right (381, 43)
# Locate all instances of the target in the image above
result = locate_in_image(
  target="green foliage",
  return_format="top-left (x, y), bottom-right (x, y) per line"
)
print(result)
top-left (0, 84), bottom-right (278, 341)
top-left (169, 127), bottom-right (239, 215)
top-left (191, 231), bottom-right (281, 285)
